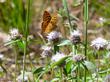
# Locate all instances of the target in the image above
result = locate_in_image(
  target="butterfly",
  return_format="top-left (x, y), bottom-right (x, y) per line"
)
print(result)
top-left (41, 11), bottom-right (58, 34)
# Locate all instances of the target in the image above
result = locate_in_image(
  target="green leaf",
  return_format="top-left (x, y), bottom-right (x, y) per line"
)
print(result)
top-left (51, 56), bottom-right (68, 68)
top-left (16, 40), bottom-right (25, 50)
top-left (33, 67), bottom-right (44, 74)
top-left (51, 78), bottom-right (60, 82)
top-left (4, 39), bottom-right (20, 46)
top-left (58, 40), bottom-right (71, 46)
top-left (66, 60), bottom-right (73, 74)
top-left (84, 61), bottom-right (96, 73)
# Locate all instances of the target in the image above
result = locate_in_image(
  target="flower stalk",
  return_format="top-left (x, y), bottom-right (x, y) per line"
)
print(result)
top-left (84, 0), bottom-right (88, 82)
top-left (22, 0), bottom-right (31, 82)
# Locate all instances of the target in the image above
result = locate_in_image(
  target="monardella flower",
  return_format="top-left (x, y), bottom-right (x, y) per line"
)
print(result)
top-left (91, 37), bottom-right (108, 50)
top-left (51, 52), bottom-right (65, 62)
top-left (16, 71), bottom-right (33, 82)
top-left (41, 46), bottom-right (52, 58)
top-left (70, 30), bottom-right (81, 44)
top-left (9, 28), bottom-right (21, 40)
top-left (47, 31), bottom-right (61, 42)
top-left (73, 54), bottom-right (85, 62)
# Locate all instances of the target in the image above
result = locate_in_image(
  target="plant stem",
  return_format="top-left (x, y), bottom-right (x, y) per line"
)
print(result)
top-left (22, 0), bottom-right (31, 82)
top-left (62, 0), bottom-right (75, 32)
top-left (60, 67), bottom-right (63, 82)
top-left (77, 63), bottom-right (80, 82)
top-left (84, 0), bottom-right (88, 82)
top-left (14, 46), bottom-right (18, 82)
top-left (54, 44), bottom-right (59, 54)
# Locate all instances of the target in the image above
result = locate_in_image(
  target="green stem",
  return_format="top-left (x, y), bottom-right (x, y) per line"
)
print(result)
top-left (77, 63), bottom-right (80, 82)
top-left (22, 0), bottom-right (31, 82)
top-left (54, 44), bottom-right (59, 54)
top-left (84, 0), bottom-right (88, 82)
top-left (60, 67), bottom-right (63, 82)
top-left (62, 0), bottom-right (75, 32)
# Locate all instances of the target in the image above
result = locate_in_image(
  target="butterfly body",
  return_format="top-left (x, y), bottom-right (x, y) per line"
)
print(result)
top-left (41, 11), bottom-right (58, 34)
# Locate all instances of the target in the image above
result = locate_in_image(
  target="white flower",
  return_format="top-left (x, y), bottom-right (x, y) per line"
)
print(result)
top-left (16, 71), bottom-right (33, 82)
top-left (41, 46), bottom-right (52, 51)
top-left (9, 28), bottom-right (20, 39)
top-left (70, 30), bottom-right (81, 37)
top-left (41, 46), bottom-right (52, 57)
top-left (72, 54), bottom-right (85, 62)
top-left (51, 52), bottom-right (65, 62)
top-left (91, 37), bottom-right (108, 50)
top-left (70, 30), bottom-right (81, 44)
top-left (17, 75), bottom-right (28, 82)
top-left (47, 31), bottom-right (61, 41)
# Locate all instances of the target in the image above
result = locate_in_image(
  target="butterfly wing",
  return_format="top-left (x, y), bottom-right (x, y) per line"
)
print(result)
top-left (45, 12), bottom-right (58, 33)
top-left (41, 11), bottom-right (51, 33)
top-left (43, 11), bottom-right (51, 21)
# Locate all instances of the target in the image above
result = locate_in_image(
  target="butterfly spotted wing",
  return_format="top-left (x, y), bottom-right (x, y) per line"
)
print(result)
top-left (41, 11), bottom-right (51, 33)
top-left (41, 11), bottom-right (57, 34)
top-left (44, 12), bottom-right (58, 33)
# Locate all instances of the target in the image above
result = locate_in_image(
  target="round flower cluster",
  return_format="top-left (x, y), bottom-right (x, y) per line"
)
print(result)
top-left (41, 46), bottom-right (52, 58)
top-left (70, 30), bottom-right (81, 44)
top-left (73, 54), bottom-right (85, 62)
top-left (47, 31), bottom-right (61, 42)
top-left (7, 28), bottom-right (21, 41)
top-left (91, 37), bottom-right (108, 50)
top-left (16, 71), bottom-right (33, 82)
top-left (51, 52), bottom-right (65, 62)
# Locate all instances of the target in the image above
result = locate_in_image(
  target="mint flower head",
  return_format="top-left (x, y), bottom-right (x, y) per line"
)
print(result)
top-left (91, 37), bottom-right (108, 50)
top-left (70, 30), bottom-right (81, 44)
top-left (9, 28), bottom-right (21, 40)
top-left (41, 46), bottom-right (52, 58)
top-left (46, 31), bottom-right (61, 42)
top-left (51, 52), bottom-right (65, 62)
top-left (72, 54), bottom-right (85, 62)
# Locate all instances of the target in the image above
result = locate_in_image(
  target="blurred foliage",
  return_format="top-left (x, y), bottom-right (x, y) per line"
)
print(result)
top-left (91, 0), bottom-right (110, 18)
top-left (0, 0), bottom-right (110, 32)
top-left (0, 0), bottom-right (26, 32)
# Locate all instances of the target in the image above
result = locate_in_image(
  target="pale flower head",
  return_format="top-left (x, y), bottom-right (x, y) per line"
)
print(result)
top-left (9, 28), bottom-right (20, 40)
top-left (16, 71), bottom-right (33, 82)
top-left (47, 31), bottom-right (61, 42)
top-left (51, 52), bottom-right (65, 62)
top-left (91, 37), bottom-right (108, 50)
top-left (70, 30), bottom-right (81, 37)
top-left (73, 54), bottom-right (85, 62)
top-left (41, 46), bottom-right (52, 58)
top-left (70, 30), bottom-right (81, 44)
top-left (16, 74), bottom-right (28, 82)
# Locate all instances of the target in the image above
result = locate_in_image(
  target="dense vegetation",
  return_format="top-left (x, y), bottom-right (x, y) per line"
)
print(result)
top-left (0, 0), bottom-right (110, 82)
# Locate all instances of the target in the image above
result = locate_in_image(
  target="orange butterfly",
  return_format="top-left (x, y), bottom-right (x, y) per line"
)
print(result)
top-left (41, 11), bottom-right (58, 34)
